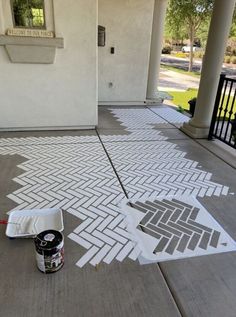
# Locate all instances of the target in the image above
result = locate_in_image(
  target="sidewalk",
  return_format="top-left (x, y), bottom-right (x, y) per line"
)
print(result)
top-left (161, 54), bottom-right (236, 79)
top-left (159, 68), bottom-right (199, 92)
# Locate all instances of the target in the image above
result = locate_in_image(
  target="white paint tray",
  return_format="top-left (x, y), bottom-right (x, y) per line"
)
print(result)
top-left (6, 208), bottom-right (64, 238)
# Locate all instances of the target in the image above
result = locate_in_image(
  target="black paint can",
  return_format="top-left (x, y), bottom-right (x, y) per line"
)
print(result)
top-left (34, 230), bottom-right (64, 273)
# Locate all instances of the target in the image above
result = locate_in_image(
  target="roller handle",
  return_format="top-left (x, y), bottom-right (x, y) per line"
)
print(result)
top-left (0, 220), bottom-right (8, 225)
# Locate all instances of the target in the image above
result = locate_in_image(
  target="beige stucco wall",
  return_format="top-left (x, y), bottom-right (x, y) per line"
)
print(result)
top-left (98, 0), bottom-right (154, 102)
top-left (0, 0), bottom-right (98, 130)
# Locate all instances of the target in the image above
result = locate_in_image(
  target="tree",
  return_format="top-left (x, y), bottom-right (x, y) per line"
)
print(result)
top-left (166, 0), bottom-right (213, 71)
top-left (196, 16), bottom-right (211, 49)
top-left (164, 17), bottom-right (187, 46)
top-left (12, 0), bottom-right (44, 28)
top-left (229, 8), bottom-right (236, 38)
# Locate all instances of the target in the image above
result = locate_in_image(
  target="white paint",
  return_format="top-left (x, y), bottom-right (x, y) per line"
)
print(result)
top-left (0, 108), bottom-right (231, 267)
top-left (0, 0), bottom-right (98, 130)
top-left (68, 233), bottom-right (92, 249)
top-left (149, 107), bottom-right (190, 124)
top-left (76, 246), bottom-right (99, 268)
top-left (89, 244), bottom-right (111, 266)
top-left (103, 243), bottom-right (124, 264)
top-left (98, 0), bottom-right (154, 102)
top-left (0, 137), bottom-right (137, 266)
top-left (105, 108), bottom-right (168, 130)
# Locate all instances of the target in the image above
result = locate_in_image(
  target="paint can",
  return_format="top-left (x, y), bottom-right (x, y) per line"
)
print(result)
top-left (34, 230), bottom-right (64, 273)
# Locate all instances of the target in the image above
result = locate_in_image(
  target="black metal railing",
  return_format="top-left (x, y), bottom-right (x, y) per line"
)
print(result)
top-left (208, 74), bottom-right (236, 149)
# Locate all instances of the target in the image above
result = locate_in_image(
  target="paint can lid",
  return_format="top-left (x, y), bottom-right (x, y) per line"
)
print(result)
top-left (34, 230), bottom-right (63, 250)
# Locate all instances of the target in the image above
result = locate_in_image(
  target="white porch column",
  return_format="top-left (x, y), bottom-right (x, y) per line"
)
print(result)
top-left (181, 0), bottom-right (236, 138)
top-left (0, 1), bottom-right (4, 34)
top-left (146, 0), bottom-right (168, 99)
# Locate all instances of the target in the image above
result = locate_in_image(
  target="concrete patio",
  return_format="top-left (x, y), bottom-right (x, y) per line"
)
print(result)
top-left (0, 105), bottom-right (236, 317)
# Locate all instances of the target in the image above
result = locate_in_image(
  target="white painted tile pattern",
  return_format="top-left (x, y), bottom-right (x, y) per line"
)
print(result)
top-left (0, 141), bottom-right (140, 267)
top-left (100, 129), bottom-right (168, 142)
top-left (148, 107), bottom-right (190, 124)
top-left (103, 140), bottom-right (229, 200)
top-left (108, 108), bottom-right (169, 130)
top-left (0, 109), bottom-right (231, 267)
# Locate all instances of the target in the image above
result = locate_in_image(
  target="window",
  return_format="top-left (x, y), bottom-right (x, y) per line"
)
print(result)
top-left (11, 0), bottom-right (45, 28)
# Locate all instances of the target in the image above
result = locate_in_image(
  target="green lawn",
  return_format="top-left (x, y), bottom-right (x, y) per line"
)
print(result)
top-left (168, 89), bottom-right (198, 111)
top-left (168, 88), bottom-right (236, 118)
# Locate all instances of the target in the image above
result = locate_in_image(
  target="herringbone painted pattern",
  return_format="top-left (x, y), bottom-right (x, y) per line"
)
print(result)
top-left (0, 140), bottom-right (140, 267)
top-left (104, 109), bottom-right (229, 199)
top-left (148, 107), bottom-right (190, 124)
top-left (0, 109), bottom-right (232, 267)
top-left (135, 198), bottom-right (221, 254)
top-left (100, 129), bottom-right (168, 142)
top-left (122, 196), bottom-right (236, 263)
top-left (104, 140), bottom-right (229, 200)
top-left (108, 108), bottom-right (169, 130)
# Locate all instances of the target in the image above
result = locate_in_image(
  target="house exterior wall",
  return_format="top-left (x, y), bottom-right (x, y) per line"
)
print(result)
top-left (0, 0), bottom-right (98, 130)
top-left (98, 0), bottom-right (154, 103)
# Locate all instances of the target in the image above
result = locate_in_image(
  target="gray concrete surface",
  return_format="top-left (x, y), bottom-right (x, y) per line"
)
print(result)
top-left (0, 106), bottom-right (236, 317)
top-left (159, 69), bottom-right (199, 92)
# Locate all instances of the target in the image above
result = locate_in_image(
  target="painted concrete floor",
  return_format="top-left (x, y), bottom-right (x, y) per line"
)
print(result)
top-left (0, 105), bottom-right (236, 317)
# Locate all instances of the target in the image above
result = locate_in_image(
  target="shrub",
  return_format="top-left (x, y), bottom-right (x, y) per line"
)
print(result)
top-left (231, 56), bottom-right (236, 64)
top-left (224, 55), bottom-right (231, 63)
top-left (227, 37), bottom-right (236, 54)
top-left (226, 45), bottom-right (232, 55)
top-left (194, 51), bottom-right (204, 59)
top-left (162, 46), bottom-right (172, 54)
top-left (177, 105), bottom-right (184, 113)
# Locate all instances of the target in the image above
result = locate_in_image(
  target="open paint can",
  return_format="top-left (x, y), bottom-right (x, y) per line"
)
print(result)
top-left (34, 230), bottom-right (64, 273)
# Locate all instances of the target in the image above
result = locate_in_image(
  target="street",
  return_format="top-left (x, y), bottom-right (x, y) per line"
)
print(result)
top-left (161, 54), bottom-right (236, 79)
top-left (159, 55), bottom-right (236, 92)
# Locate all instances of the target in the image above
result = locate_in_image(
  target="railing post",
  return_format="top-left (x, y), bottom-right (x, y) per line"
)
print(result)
top-left (208, 73), bottom-right (226, 140)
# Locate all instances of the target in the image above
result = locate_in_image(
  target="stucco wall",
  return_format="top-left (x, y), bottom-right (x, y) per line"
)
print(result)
top-left (98, 0), bottom-right (154, 102)
top-left (0, 0), bottom-right (98, 130)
